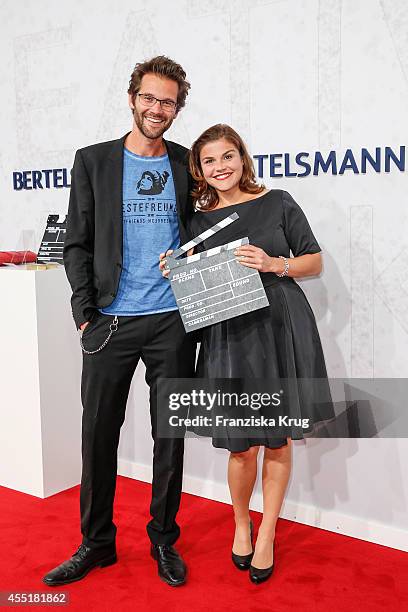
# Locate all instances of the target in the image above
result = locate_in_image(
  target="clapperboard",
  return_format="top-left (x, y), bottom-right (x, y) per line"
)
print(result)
top-left (167, 212), bottom-right (269, 332)
top-left (37, 214), bottom-right (67, 264)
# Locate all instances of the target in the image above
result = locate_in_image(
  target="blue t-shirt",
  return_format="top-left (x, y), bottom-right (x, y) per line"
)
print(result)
top-left (101, 148), bottom-right (179, 315)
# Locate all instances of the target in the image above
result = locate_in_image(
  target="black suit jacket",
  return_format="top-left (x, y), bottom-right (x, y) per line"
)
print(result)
top-left (63, 133), bottom-right (194, 328)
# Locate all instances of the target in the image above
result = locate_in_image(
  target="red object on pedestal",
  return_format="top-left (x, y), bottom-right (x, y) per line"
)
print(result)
top-left (0, 251), bottom-right (38, 266)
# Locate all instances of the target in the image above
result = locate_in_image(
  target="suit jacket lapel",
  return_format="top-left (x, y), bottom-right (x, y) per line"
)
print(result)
top-left (107, 133), bottom-right (129, 260)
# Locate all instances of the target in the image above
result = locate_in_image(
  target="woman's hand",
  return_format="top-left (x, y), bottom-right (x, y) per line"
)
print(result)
top-left (159, 250), bottom-right (173, 278)
top-left (234, 245), bottom-right (284, 274)
top-left (159, 248), bottom-right (195, 279)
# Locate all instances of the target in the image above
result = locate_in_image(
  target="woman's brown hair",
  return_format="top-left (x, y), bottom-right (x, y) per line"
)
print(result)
top-left (189, 124), bottom-right (264, 210)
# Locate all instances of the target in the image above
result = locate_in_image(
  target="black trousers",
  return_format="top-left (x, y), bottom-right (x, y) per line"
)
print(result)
top-left (79, 310), bottom-right (196, 549)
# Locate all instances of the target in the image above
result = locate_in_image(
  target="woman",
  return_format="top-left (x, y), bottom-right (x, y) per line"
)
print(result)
top-left (160, 124), bottom-right (333, 585)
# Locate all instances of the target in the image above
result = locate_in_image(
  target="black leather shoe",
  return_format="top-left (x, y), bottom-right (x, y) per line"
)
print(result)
top-left (42, 544), bottom-right (117, 586)
top-left (150, 545), bottom-right (186, 586)
top-left (232, 519), bottom-right (254, 570)
top-left (249, 541), bottom-right (274, 584)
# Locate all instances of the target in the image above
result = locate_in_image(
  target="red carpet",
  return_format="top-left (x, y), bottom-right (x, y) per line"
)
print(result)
top-left (1, 476), bottom-right (407, 611)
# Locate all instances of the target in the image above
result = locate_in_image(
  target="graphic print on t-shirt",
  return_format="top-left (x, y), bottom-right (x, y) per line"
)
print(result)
top-left (101, 149), bottom-right (180, 316)
top-left (136, 170), bottom-right (169, 195)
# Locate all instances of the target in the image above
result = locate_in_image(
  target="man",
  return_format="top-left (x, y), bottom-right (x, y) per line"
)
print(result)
top-left (43, 56), bottom-right (196, 588)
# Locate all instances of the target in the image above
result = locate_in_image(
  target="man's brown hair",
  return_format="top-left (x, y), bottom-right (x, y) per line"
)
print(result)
top-left (189, 124), bottom-right (264, 210)
top-left (128, 55), bottom-right (190, 112)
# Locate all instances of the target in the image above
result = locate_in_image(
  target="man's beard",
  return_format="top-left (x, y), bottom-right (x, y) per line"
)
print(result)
top-left (133, 107), bottom-right (173, 140)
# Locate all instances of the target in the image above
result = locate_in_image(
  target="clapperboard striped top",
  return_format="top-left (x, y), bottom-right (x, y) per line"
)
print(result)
top-left (167, 212), bottom-right (242, 269)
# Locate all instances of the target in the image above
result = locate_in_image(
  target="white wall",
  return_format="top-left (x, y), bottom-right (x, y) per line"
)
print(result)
top-left (1, 0), bottom-right (407, 550)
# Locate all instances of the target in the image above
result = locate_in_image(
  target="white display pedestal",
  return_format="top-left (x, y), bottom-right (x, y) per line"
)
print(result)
top-left (0, 267), bottom-right (82, 498)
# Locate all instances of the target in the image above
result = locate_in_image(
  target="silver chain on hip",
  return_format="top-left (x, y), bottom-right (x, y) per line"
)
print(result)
top-left (80, 315), bottom-right (119, 355)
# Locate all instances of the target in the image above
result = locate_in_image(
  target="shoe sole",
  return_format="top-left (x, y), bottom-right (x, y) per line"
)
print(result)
top-left (42, 554), bottom-right (117, 587)
top-left (158, 574), bottom-right (186, 587)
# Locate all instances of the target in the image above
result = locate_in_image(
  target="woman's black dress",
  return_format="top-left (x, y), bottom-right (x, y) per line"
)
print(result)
top-left (188, 189), bottom-right (334, 452)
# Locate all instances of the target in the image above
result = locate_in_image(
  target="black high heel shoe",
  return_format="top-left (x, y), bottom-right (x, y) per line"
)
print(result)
top-left (249, 540), bottom-right (274, 584)
top-left (231, 519), bottom-right (254, 570)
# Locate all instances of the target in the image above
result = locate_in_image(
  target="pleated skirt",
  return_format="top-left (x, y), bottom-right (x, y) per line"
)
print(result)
top-left (192, 278), bottom-right (335, 452)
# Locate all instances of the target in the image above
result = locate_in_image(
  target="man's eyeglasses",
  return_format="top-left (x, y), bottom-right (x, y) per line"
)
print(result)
top-left (137, 93), bottom-right (177, 112)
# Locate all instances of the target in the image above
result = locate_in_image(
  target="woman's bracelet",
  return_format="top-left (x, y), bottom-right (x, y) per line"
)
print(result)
top-left (276, 255), bottom-right (289, 277)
